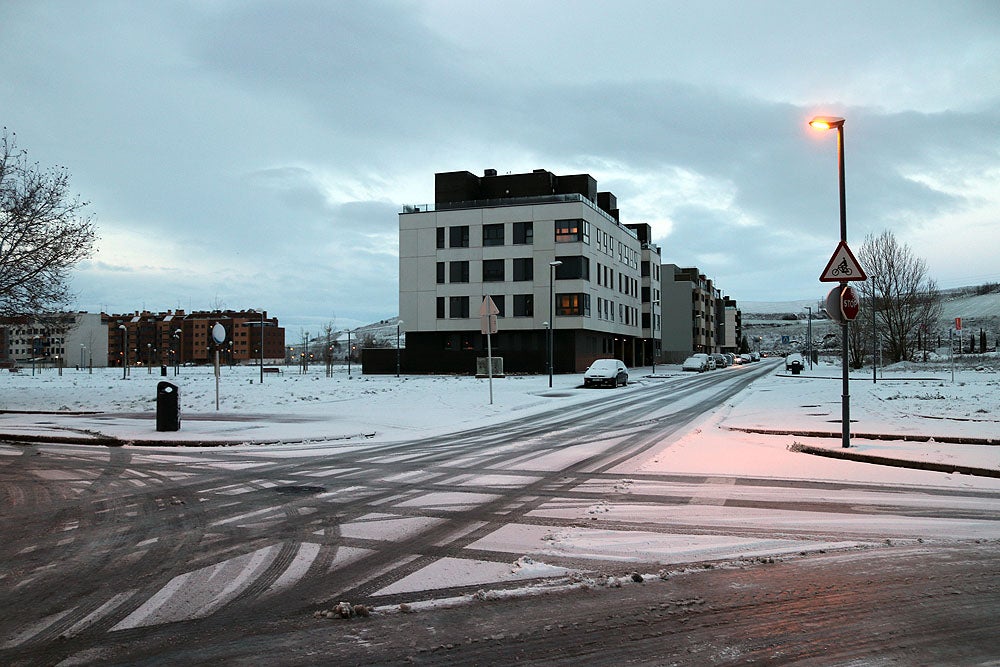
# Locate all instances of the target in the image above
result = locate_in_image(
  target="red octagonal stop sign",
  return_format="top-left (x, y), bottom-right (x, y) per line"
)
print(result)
top-left (841, 285), bottom-right (860, 321)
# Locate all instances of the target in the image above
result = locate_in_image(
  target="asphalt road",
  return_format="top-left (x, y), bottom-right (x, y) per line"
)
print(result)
top-left (2, 360), bottom-right (998, 666)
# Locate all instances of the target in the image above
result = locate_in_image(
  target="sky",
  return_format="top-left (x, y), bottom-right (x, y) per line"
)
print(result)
top-left (2, 0), bottom-right (998, 333)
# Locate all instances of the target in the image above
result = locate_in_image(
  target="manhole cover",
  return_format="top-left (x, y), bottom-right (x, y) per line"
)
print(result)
top-left (272, 485), bottom-right (325, 496)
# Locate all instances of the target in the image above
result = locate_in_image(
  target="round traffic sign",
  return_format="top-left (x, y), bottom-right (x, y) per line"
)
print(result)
top-left (841, 285), bottom-right (860, 321)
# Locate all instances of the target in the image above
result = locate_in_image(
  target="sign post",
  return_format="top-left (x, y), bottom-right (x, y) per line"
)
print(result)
top-left (820, 240), bottom-right (867, 448)
top-left (480, 296), bottom-right (500, 405)
top-left (212, 322), bottom-right (226, 411)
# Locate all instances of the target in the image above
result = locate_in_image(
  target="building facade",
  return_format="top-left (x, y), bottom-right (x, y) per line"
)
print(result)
top-left (1, 312), bottom-right (108, 369)
top-left (660, 264), bottom-right (718, 361)
top-left (398, 168), bottom-right (647, 373)
top-left (105, 309), bottom-right (285, 367)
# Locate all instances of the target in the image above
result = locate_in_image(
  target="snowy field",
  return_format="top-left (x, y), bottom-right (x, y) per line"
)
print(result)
top-left (1, 357), bottom-right (997, 483)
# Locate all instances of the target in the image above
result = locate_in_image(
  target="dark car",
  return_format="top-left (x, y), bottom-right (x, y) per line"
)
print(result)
top-left (584, 358), bottom-right (629, 387)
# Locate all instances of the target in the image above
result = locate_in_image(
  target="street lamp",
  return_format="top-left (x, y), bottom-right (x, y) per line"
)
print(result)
top-left (651, 300), bottom-right (660, 375)
top-left (80, 344), bottom-right (85, 370)
top-left (252, 309), bottom-right (265, 384)
top-left (118, 325), bottom-right (127, 379)
top-left (147, 343), bottom-right (152, 373)
top-left (548, 260), bottom-right (562, 387)
top-left (809, 115), bottom-right (851, 448)
top-left (396, 320), bottom-right (404, 377)
top-left (805, 306), bottom-right (813, 370)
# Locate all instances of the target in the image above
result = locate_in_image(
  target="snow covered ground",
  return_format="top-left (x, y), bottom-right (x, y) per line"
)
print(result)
top-left (1, 358), bottom-right (997, 475)
top-left (2, 358), bottom-right (998, 620)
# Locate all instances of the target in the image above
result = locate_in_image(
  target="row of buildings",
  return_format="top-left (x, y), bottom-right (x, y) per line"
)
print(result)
top-left (394, 168), bottom-right (742, 374)
top-left (0, 310), bottom-right (285, 369)
top-left (4, 167), bottom-right (742, 376)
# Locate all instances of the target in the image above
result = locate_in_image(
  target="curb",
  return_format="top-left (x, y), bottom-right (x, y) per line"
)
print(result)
top-left (788, 442), bottom-right (1000, 479)
top-left (729, 426), bottom-right (997, 446)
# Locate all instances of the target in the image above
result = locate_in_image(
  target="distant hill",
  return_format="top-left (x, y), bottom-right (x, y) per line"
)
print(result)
top-left (741, 286), bottom-right (999, 317)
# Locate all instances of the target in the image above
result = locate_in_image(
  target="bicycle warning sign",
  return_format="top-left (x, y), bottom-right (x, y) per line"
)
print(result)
top-left (820, 241), bottom-right (868, 282)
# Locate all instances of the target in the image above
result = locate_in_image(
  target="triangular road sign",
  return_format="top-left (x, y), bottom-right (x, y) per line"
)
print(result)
top-left (479, 295), bottom-right (500, 316)
top-left (820, 241), bottom-right (867, 282)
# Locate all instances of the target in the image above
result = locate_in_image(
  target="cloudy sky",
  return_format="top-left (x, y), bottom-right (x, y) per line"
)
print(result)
top-left (3, 0), bottom-right (998, 332)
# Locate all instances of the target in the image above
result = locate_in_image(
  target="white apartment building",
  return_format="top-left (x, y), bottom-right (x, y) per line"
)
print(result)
top-left (398, 169), bottom-right (646, 374)
top-left (1, 312), bottom-right (109, 369)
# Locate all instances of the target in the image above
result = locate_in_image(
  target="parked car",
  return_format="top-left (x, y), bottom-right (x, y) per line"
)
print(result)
top-left (729, 353), bottom-right (743, 365)
top-left (785, 352), bottom-right (805, 374)
top-left (584, 358), bottom-right (629, 387)
top-left (739, 354), bottom-right (752, 364)
top-left (706, 356), bottom-right (717, 370)
top-left (723, 353), bottom-right (736, 366)
top-left (682, 353), bottom-right (711, 372)
top-left (712, 353), bottom-right (728, 368)
top-left (750, 352), bottom-right (761, 362)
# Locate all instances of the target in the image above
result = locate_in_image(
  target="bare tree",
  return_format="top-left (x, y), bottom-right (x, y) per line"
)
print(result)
top-left (856, 230), bottom-right (942, 364)
top-left (322, 320), bottom-right (341, 377)
top-left (0, 129), bottom-right (96, 315)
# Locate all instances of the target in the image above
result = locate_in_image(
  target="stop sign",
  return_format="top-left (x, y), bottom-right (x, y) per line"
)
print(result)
top-left (841, 285), bottom-right (860, 321)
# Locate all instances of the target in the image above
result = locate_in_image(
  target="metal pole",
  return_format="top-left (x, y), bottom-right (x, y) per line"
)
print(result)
top-left (120, 328), bottom-right (127, 379)
top-left (837, 123), bottom-right (850, 449)
top-left (872, 295), bottom-right (877, 384)
top-left (396, 324), bottom-right (401, 377)
top-left (347, 330), bottom-right (352, 377)
top-left (260, 311), bottom-right (265, 384)
top-left (806, 306), bottom-right (813, 370)
top-left (548, 267), bottom-right (554, 388)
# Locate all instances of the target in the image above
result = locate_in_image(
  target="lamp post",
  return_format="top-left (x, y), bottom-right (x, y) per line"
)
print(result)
top-left (396, 320), bottom-right (404, 377)
top-left (548, 260), bottom-right (562, 387)
top-left (147, 343), bottom-right (152, 373)
top-left (651, 300), bottom-right (660, 374)
top-left (174, 329), bottom-right (182, 375)
top-left (118, 325), bottom-right (127, 379)
top-left (252, 309), bottom-right (265, 384)
top-left (805, 306), bottom-right (813, 370)
top-left (80, 344), bottom-right (85, 370)
top-left (809, 115), bottom-right (851, 449)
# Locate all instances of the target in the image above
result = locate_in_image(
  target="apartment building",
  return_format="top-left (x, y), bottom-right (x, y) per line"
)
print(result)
top-left (105, 309), bottom-right (284, 367)
top-left (398, 168), bottom-right (646, 373)
top-left (660, 264), bottom-right (718, 362)
top-left (0, 312), bottom-right (108, 369)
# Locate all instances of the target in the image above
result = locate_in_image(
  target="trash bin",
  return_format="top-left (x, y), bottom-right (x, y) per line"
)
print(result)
top-left (156, 381), bottom-right (180, 432)
top-left (160, 365), bottom-right (167, 376)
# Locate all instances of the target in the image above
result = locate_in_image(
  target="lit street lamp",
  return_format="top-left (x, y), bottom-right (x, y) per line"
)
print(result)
top-left (809, 115), bottom-right (851, 448)
top-left (548, 260), bottom-right (563, 387)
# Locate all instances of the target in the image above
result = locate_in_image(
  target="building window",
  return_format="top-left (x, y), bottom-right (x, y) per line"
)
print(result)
top-left (554, 256), bottom-right (590, 281)
top-left (436, 227), bottom-right (445, 249)
top-left (449, 261), bottom-right (469, 283)
top-left (555, 218), bottom-right (589, 243)
top-left (449, 296), bottom-right (470, 318)
top-left (513, 294), bottom-right (533, 317)
top-left (482, 224), bottom-right (504, 246)
top-left (513, 221), bottom-right (533, 245)
top-left (437, 297), bottom-right (445, 318)
top-left (482, 259), bottom-right (505, 282)
top-left (489, 295), bottom-right (506, 317)
top-left (512, 258), bottom-right (533, 281)
top-left (436, 262), bottom-right (445, 284)
top-left (449, 225), bottom-right (469, 248)
top-left (555, 293), bottom-right (590, 317)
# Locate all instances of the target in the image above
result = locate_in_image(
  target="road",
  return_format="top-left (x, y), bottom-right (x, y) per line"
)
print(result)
top-left (2, 360), bottom-right (999, 665)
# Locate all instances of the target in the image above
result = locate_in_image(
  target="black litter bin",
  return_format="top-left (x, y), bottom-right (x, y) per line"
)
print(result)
top-left (160, 365), bottom-right (167, 376)
top-left (156, 381), bottom-right (181, 432)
